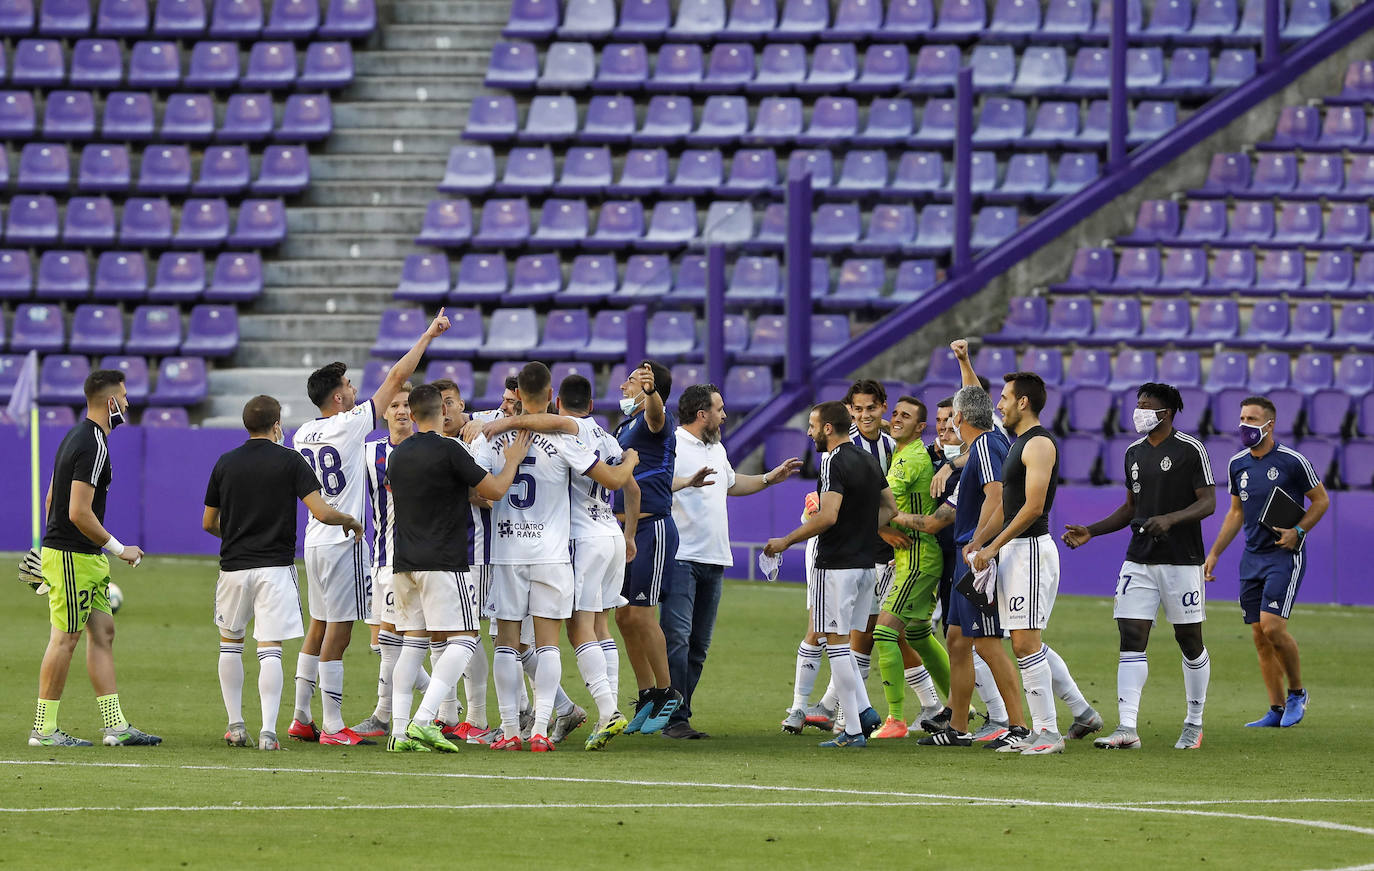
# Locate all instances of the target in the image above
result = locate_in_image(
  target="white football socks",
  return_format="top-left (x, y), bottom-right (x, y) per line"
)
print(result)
top-left (431, 640), bottom-right (460, 725)
top-left (1117, 651), bottom-right (1148, 729)
top-left (318, 660), bottom-right (345, 735)
top-left (293, 652), bottom-right (318, 724)
top-left (792, 642), bottom-right (823, 710)
top-left (826, 644), bottom-right (869, 737)
top-left (904, 665), bottom-right (941, 711)
top-left (257, 647), bottom-right (283, 735)
top-left (533, 645), bottom-right (563, 737)
top-left (1182, 649), bottom-right (1209, 726)
top-left (373, 630), bottom-right (402, 720)
top-left (600, 638), bottom-right (620, 702)
top-left (1018, 644), bottom-right (1057, 735)
top-left (218, 642), bottom-right (244, 725)
top-left (1045, 644), bottom-right (1092, 717)
top-left (575, 641), bottom-right (617, 723)
top-left (416, 637), bottom-right (479, 724)
top-left (390, 637), bottom-right (428, 738)
top-left (493, 646), bottom-right (522, 737)
top-left (972, 652), bottom-right (1008, 722)
top-left (463, 638), bottom-right (490, 728)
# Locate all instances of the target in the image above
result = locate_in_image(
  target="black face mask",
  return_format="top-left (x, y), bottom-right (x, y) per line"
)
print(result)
top-left (107, 396), bottom-right (126, 431)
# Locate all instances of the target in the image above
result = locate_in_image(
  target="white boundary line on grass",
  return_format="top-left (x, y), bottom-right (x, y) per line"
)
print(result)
top-left (3, 758), bottom-right (1373, 837)
top-left (0, 800), bottom-right (971, 813)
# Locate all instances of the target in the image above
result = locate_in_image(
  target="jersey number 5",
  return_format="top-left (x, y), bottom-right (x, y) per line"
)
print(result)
top-left (510, 456), bottom-right (537, 509)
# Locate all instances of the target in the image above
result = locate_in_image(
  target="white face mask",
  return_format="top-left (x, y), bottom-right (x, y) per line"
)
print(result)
top-left (1133, 408), bottom-right (1164, 435)
top-left (107, 396), bottom-right (126, 431)
top-left (948, 414), bottom-right (964, 445)
top-left (271, 423), bottom-right (285, 446)
top-left (619, 396), bottom-right (640, 416)
top-left (942, 443), bottom-right (962, 460)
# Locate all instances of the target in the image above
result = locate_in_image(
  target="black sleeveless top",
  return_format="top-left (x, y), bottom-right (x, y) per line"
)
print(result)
top-left (1001, 425), bottom-right (1059, 539)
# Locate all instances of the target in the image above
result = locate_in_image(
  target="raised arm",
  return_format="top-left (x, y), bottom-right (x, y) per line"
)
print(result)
top-left (673, 466), bottom-right (716, 491)
top-left (951, 338), bottom-right (979, 389)
top-left (633, 365), bottom-right (666, 433)
top-left (370, 308), bottom-right (451, 424)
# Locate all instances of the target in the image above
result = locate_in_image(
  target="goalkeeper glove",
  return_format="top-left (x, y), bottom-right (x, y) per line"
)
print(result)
top-left (19, 548), bottom-right (48, 595)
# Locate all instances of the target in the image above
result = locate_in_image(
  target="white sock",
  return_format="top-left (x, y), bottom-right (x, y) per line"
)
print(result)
top-left (904, 666), bottom-right (941, 711)
top-left (257, 647), bottom-right (283, 735)
top-left (1117, 651), bottom-right (1148, 729)
top-left (464, 639), bottom-right (489, 727)
top-left (218, 642), bottom-right (244, 725)
top-left (1182, 648), bottom-right (1209, 726)
top-left (413, 662), bottom-right (431, 693)
top-left (1018, 644), bottom-right (1057, 734)
top-left (293, 652), bottom-right (318, 724)
top-left (553, 684), bottom-right (576, 717)
top-left (791, 642), bottom-right (823, 710)
top-left (370, 643), bottom-right (381, 655)
top-left (518, 647), bottom-right (534, 710)
top-left (431, 640), bottom-right (460, 725)
top-left (819, 678), bottom-right (840, 711)
top-left (390, 637), bottom-right (428, 738)
top-left (854, 651), bottom-right (871, 682)
top-left (493, 646), bottom-right (522, 736)
top-left (972, 652), bottom-right (1007, 722)
top-left (826, 644), bottom-right (869, 736)
top-left (416, 637), bottom-right (479, 723)
top-left (600, 638), bottom-right (620, 702)
top-left (533, 645), bottom-right (562, 737)
top-left (318, 660), bottom-right (345, 735)
top-left (373, 630), bottom-right (402, 720)
top-left (576, 641), bottom-right (617, 722)
top-left (1045, 644), bottom-right (1091, 717)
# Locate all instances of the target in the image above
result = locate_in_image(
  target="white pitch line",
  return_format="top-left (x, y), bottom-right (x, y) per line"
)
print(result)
top-left (1115, 798), bottom-right (1374, 807)
top-left (0, 800), bottom-right (971, 813)
top-left (3, 759), bottom-right (1372, 837)
top-left (1300, 864), bottom-right (1374, 871)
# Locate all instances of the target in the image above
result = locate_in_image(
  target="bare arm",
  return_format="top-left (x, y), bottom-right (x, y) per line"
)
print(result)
top-left (765, 490), bottom-right (842, 555)
top-left (951, 338), bottom-right (979, 389)
top-left (1063, 489), bottom-right (1135, 549)
top-left (44, 473), bottom-right (52, 518)
top-left (673, 466), bottom-right (716, 491)
top-left (586, 450), bottom-right (639, 491)
top-left (483, 412), bottom-right (578, 439)
top-left (370, 309), bottom-right (450, 424)
top-left (878, 487), bottom-right (898, 529)
top-left (474, 431), bottom-right (534, 501)
top-left (70, 481), bottom-right (142, 565)
top-left (302, 490), bottom-right (363, 539)
top-left (729, 457), bottom-right (803, 497)
top-left (968, 480), bottom-right (1004, 549)
top-left (202, 506), bottom-right (221, 537)
top-left (978, 437), bottom-right (1054, 563)
top-left (1273, 483), bottom-right (1330, 551)
top-left (622, 477), bottom-right (641, 560)
top-left (1203, 494), bottom-right (1245, 581)
top-left (894, 501), bottom-right (955, 535)
top-left (643, 386), bottom-right (665, 433)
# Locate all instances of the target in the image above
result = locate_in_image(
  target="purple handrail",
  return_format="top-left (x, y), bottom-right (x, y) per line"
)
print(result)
top-left (783, 166), bottom-right (812, 391)
top-left (706, 243), bottom-right (726, 390)
top-left (1109, 0), bottom-right (1128, 169)
top-left (953, 66), bottom-right (973, 275)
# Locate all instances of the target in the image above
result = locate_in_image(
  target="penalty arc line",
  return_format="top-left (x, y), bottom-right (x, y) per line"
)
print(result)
top-left (2, 759), bottom-right (1372, 837)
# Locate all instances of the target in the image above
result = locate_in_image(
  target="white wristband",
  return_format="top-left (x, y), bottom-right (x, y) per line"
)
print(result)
top-left (103, 535), bottom-right (125, 557)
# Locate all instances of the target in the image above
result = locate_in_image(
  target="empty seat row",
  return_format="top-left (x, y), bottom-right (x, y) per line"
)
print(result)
top-left (2, 300), bottom-right (235, 355)
top-left (504, 0), bottom-right (1327, 45)
top-left (1054, 245), bottom-right (1374, 297)
top-left (0, 90), bottom-right (332, 141)
top-left (417, 195), bottom-right (1019, 255)
top-left (0, 0), bottom-right (374, 40)
top-left (371, 304), bottom-right (851, 366)
top-left (0, 402), bottom-right (192, 425)
top-left (0, 193), bottom-right (285, 247)
top-left (398, 251), bottom-right (938, 311)
top-left (442, 143), bottom-right (1098, 202)
top-left (1262, 104), bottom-right (1374, 152)
top-left (1193, 150), bottom-right (1374, 200)
top-left (463, 93), bottom-right (1180, 148)
top-left (0, 350), bottom-right (207, 404)
top-left (491, 39), bottom-right (1253, 99)
top-left (0, 38), bottom-right (352, 89)
top-left (4, 141), bottom-right (307, 194)
top-left (0, 248), bottom-right (262, 300)
top-left (992, 295), bottom-right (1374, 349)
top-left (1122, 198), bottom-right (1374, 248)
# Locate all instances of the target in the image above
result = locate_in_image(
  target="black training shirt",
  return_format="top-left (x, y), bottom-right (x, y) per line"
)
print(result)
top-left (1123, 430), bottom-right (1215, 565)
top-left (205, 438), bottom-right (321, 571)
top-left (388, 431), bottom-right (488, 573)
top-left (815, 442), bottom-right (888, 570)
top-left (43, 419), bottom-right (112, 554)
top-left (1002, 425), bottom-right (1059, 539)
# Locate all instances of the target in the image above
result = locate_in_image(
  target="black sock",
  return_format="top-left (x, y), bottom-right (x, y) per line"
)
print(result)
top-left (1270, 704), bottom-right (1283, 713)
top-left (1288, 688), bottom-right (1303, 697)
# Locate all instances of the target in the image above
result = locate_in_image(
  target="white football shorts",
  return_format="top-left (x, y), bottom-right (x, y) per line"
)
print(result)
top-left (304, 537), bottom-right (371, 623)
top-left (1113, 560), bottom-right (1206, 624)
top-left (996, 534), bottom-right (1059, 632)
top-left (489, 562), bottom-right (575, 621)
top-left (810, 566), bottom-right (877, 635)
top-left (572, 534), bottom-right (627, 613)
top-left (214, 565), bottom-right (304, 642)
top-left (391, 569), bottom-right (479, 633)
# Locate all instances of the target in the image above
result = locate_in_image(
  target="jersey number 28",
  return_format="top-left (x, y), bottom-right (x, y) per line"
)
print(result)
top-left (300, 446), bottom-right (346, 496)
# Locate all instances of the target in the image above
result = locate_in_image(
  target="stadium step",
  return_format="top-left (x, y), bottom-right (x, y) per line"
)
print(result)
top-left (305, 182), bottom-right (438, 207)
top-left (285, 206), bottom-right (422, 234)
top-left (207, 367), bottom-right (311, 400)
top-left (332, 102), bottom-right (468, 130)
top-left (343, 77), bottom-right (482, 102)
top-left (379, 24), bottom-right (504, 51)
top-left (387, 1), bottom-right (509, 25)
top-left (231, 339), bottom-right (375, 370)
top-left (323, 129), bottom-right (462, 156)
top-left (309, 154), bottom-right (447, 181)
top-left (252, 286), bottom-right (394, 315)
top-left (240, 313), bottom-right (379, 342)
top-left (280, 233), bottom-right (417, 259)
top-left (354, 50), bottom-right (490, 77)
top-left (265, 259), bottom-right (404, 287)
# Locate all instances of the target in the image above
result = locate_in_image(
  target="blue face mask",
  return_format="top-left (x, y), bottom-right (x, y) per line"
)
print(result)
top-left (1239, 421), bottom-right (1269, 448)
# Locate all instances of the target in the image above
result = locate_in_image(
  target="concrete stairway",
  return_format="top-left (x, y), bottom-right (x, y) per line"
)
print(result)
top-left (206, 0), bottom-right (504, 427)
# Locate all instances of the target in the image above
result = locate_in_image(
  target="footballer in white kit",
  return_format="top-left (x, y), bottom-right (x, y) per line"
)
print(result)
top-left (569, 414), bottom-right (631, 613)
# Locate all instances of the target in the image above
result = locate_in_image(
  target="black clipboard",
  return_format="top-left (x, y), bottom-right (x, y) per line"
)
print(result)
top-left (955, 565), bottom-right (999, 616)
top-left (1260, 486), bottom-right (1306, 553)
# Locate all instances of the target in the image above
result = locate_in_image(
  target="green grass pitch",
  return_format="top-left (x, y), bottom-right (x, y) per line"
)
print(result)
top-left (2, 553), bottom-right (1372, 870)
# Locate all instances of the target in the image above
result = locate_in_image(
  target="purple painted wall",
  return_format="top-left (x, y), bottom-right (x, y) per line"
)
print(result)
top-left (1, 426), bottom-right (1366, 606)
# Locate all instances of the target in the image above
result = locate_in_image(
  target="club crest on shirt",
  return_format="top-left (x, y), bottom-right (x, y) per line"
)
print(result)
top-left (1131, 462), bottom-right (1139, 481)
top-left (1267, 467), bottom-right (1279, 481)
top-left (1160, 456), bottom-right (1172, 471)
top-left (1240, 471), bottom-right (1249, 488)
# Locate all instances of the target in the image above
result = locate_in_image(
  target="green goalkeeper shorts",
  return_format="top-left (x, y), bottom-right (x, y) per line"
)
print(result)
top-left (42, 548), bottom-right (112, 633)
top-left (881, 563), bottom-right (940, 624)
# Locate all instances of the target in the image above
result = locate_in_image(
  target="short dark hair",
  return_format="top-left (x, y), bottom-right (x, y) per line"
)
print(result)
top-left (678, 383), bottom-right (719, 425)
top-left (937, 397), bottom-right (954, 409)
top-left (558, 374), bottom-right (593, 413)
top-left (409, 383), bottom-right (442, 420)
top-left (1241, 395), bottom-right (1277, 419)
top-left (518, 361), bottom-right (551, 397)
top-left (502, 375), bottom-right (519, 392)
top-left (845, 378), bottom-right (886, 407)
top-left (1137, 382), bottom-right (1184, 413)
top-left (307, 361), bottom-right (348, 408)
top-left (977, 374), bottom-right (991, 393)
top-left (895, 394), bottom-right (927, 424)
top-left (83, 368), bottom-right (125, 401)
top-left (242, 395), bottom-right (281, 434)
top-left (1003, 371), bottom-right (1047, 414)
top-left (430, 378), bottom-right (461, 398)
top-left (814, 400), bottom-right (852, 435)
top-left (645, 360), bottom-right (673, 402)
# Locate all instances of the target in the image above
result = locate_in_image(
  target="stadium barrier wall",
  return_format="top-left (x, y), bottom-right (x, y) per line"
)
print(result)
top-left (1, 425), bottom-right (1367, 607)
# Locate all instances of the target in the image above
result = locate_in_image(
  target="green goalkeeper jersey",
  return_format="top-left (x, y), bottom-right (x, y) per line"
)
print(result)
top-left (887, 439), bottom-right (941, 575)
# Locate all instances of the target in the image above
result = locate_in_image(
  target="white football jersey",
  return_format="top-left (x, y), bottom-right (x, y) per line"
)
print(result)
top-left (292, 399), bottom-right (375, 548)
top-left (363, 436), bottom-right (398, 568)
top-left (480, 428), bottom-right (597, 565)
top-left (568, 415), bottom-right (624, 540)
top-left (471, 408), bottom-right (503, 423)
top-left (454, 433), bottom-right (493, 565)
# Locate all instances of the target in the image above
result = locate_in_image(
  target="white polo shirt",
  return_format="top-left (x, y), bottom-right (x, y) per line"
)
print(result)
top-left (671, 427), bottom-right (737, 567)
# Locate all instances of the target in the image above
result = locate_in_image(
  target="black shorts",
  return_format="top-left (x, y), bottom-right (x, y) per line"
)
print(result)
top-left (621, 514), bottom-right (678, 607)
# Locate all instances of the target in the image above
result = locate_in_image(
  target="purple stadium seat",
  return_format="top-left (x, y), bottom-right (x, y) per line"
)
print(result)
top-left (17, 142), bottom-right (70, 192)
top-left (128, 40), bottom-right (180, 88)
top-left (854, 203), bottom-right (915, 255)
top-left (1285, 301), bottom-right (1333, 348)
top-left (723, 365), bottom-right (772, 412)
top-left (394, 254), bottom-right (448, 303)
top-left (612, 148), bottom-right (670, 195)
top-left (724, 255), bottom-right (781, 307)
top-left (186, 40), bottom-right (239, 88)
top-left (449, 253), bottom-right (508, 304)
top-left (486, 41), bottom-right (538, 91)
top-left (744, 202), bottom-right (786, 252)
top-left (181, 304), bottom-right (236, 357)
top-left (92, 250), bottom-right (145, 299)
top-left (612, 0), bottom-right (667, 38)
top-left (649, 44), bottom-right (703, 92)
top-left (669, 0), bottom-right (725, 39)
top-left (154, 0), bottom-right (204, 34)
top-left (799, 96), bottom-right (858, 145)
top-left (209, 0), bottom-right (262, 37)
top-left (273, 92), bottom-right (328, 141)
top-left (738, 314), bottom-right (785, 365)
top-left (723, 0), bottom-right (775, 39)
top-left (101, 91), bottom-right (153, 140)
top-left (475, 307), bottom-right (535, 361)
top-left (748, 96), bottom-right (802, 143)
top-left (463, 95), bottom-right (517, 142)
top-left (612, 253), bottom-right (667, 303)
top-left (1336, 59), bottom-right (1374, 104)
top-left (371, 307), bottom-right (424, 356)
top-left (1206, 350), bottom-right (1249, 393)
top-left (1198, 152), bottom-right (1250, 195)
top-left (416, 199), bottom-right (472, 247)
top-left (148, 357), bottom-right (207, 405)
top-left (987, 296), bottom-right (1046, 342)
top-left (578, 95), bottom-right (634, 143)
top-left (1067, 47), bottom-right (1109, 94)
top-left (160, 93), bottom-right (214, 141)
top-left (1146, 297), bottom-right (1191, 340)
top-left (1174, 199), bottom-right (1223, 243)
top-left (420, 361), bottom-right (475, 401)
top-left (586, 200), bottom-right (644, 250)
top-left (264, 0), bottom-right (316, 37)
top-left (126, 303), bottom-right (181, 354)
top-left (853, 43), bottom-right (908, 93)
top-left (576, 309), bottom-right (626, 362)
top-left (36, 249), bottom-right (89, 299)
top-left (136, 144), bottom-right (190, 194)
top-left (318, 0), bottom-right (372, 37)
top-left (821, 257), bottom-right (881, 310)
top-left (1245, 153), bottom-right (1297, 196)
top-left (912, 203), bottom-right (958, 251)
top-left (975, 344), bottom-right (1019, 378)
top-left (187, 145), bottom-right (248, 195)
top-left (810, 202), bottom-right (861, 252)
top-left (800, 42), bottom-right (857, 93)
top-left (1191, 0), bottom-right (1237, 35)
top-left (1255, 248), bottom-right (1304, 294)
top-left (70, 38), bottom-right (121, 87)
top-left (774, 0), bottom-right (825, 36)
top-left (11, 303), bottom-right (64, 352)
top-left (0, 250), bottom-right (31, 300)
top-left (14, 39), bottom-right (65, 87)
top-left (7, 195), bottom-right (59, 245)
top-left (594, 44), bottom-right (648, 93)
top-left (886, 258), bottom-right (936, 307)
top-left (1238, 300), bottom-right (1289, 346)
top-left (830, 0), bottom-right (881, 37)
top-left (1292, 351), bottom-right (1334, 396)
top-left (97, 355), bottom-right (146, 403)
top-left (991, 0), bottom-right (1041, 40)
top-left (497, 146), bottom-right (554, 195)
top-left (1187, 298), bottom-right (1239, 345)
top-left (1323, 203), bottom-right (1370, 247)
top-left (933, 0), bottom-right (983, 37)
top-left (970, 44), bottom-right (1017, 91)
top-left (645, 309), bottom-right (696, 361)
top-left (174, 198), bottom-right (229, 247)
top-left (472, 198), bottom-right (531, 248)
top-left (39, 355), bottom-right (90, 405)
top-left (665, 149), bottom-right (723, 196)
top-left (0, 92), bottom-right (37, 140)
top-left (856, 97), bottom-right (914, 146)
top-left (997, 152), bottom-right (1051, 198)
top-left (1109, 348), bottom-right (1157, 391)
top-left (1228, 200), bottom-right (1277, 242)
top-left (1065, 385), bottom-right (1113, 432)
top-left (1054, 247), bottom-right (1114, 291)
top-left (253, 144), bottom-right (309, 195)
top-left (139, 406), bottom-right (188, 426)
top-left (973, 98), bottom-right (1026, 147)
top-left (244, 40), bottom-right (299, 89)
top-left (788, 149), bottom-right (833, 190)
top-left (203, 251), bottom-right (260, 302)
top-left (718, 148), bottom-right (775, 196)
top-left (425, 306), bottom-right (482, 357)
top-left (634, 94), bottom-right (692, 145)
top-left (78, 143), bottom-right (130, 192)
top-left (1066, 347), bottom-right (1111, 387)
top-left (148, 251), bottom-right (205, 301)
top-left (1159, 350), bottom-right (1202, 387)
top-left (640, 200), bottom-right (697, 250)
top-left (1122, 199), bottom-right (1179, 242)
top-left (1332, 301), bottom-right (1374, 347)
top-left (0, 0), bottom-right (33, 33)
top-left (689, 95), bottom-right (749, 146)
top-left (557, 256), bottom-right (617, 308)
top-left (1026, 100), bottom-right (1078, 145)
top-left (972, 206), bottom-right (1018, 249)
top-left (530, 198), bottom-right (589, 248)
top-left (1092, 298), bottom-right (1142, 341)
top-left (559, 0), bottom-right (615, 40)
top-left (834, 149), bottom-right (889, 196)
top-left (43, 91), bottom-right (96, 139)
top-left (508, 254), bottom-right (562, 304)
top-left (888, 150), bottom-right (942, 196)
top-left (226, 198), bottom-right (284, 248)
top-left (1059, 434), bottom-right (1101, 483)
top-left (440, 145), bottom-right (495, 195)
top-left (118, 196), bottom-right (171, 246)
top-left (220, 92), bottom-right (274, 142)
